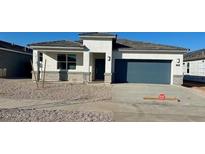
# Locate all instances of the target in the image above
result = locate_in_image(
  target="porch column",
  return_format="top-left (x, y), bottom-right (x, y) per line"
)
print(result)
top-left (105, 51), bottom-right (112, 84)
top-left (83, 51), bottom-right (90, 82)
top-left (32, 50), bottom-right (40, 81)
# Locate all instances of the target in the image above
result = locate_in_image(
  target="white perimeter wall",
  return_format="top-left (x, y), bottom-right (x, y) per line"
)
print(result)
top-left (184, 59), bottom-right (205, 76)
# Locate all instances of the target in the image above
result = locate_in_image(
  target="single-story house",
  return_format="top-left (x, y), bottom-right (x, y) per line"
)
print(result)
top-left (0, 40), bottom-right (32, 78)
top-left (29, 32), bottom-right (188, 85)
top-left (183, 49), bottom-right (205, 83)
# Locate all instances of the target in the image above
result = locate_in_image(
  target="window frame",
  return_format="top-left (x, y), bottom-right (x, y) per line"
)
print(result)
top-left (57, 54), bottom-right (76, 70)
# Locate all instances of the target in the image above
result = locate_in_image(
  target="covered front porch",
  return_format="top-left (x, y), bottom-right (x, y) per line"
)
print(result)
top-left (32, 50), bottom-right (112, 84)
top-left (87, 52), bottom-right (112, 84)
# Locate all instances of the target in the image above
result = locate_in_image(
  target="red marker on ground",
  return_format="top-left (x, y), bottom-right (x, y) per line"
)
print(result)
top-left (159, 93), bottom-right (166, 100)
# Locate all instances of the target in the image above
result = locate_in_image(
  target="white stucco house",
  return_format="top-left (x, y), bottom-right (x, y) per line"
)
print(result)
top-left (183, 49), bottom-right (205, 83)
top-left (29, 32), bottom-right (188, 85)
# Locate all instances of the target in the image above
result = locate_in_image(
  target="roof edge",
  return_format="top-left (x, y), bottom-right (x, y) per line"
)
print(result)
top-left (118, 48), bottom-right (187, 53)
top-left (0, 47), bottom-right (32, 56)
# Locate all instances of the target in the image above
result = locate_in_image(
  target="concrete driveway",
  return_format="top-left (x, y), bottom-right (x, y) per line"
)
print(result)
top-left (110, 84), bottom-right (205, 121)
top-left (112, 84), bottom-right (205, 106)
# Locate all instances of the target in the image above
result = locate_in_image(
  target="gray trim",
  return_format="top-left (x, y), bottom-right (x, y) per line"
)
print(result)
top-left (84, 72), bottom-right (91, 75)
top-left (104, 73), bottom-right (112, 75)
top-left (173, 75), bottom-right (183, 85)
top-left (32, 71), bottom-right (90, 82)
top-left (36, 50), bottom-right (85, 53)
top-left (173, 75), bottom-right (183, 77)
top-left (39, 71), bottom-right (87, 74)
top-left (104, 73), bottom-right (112, 84)
top-left (80, 36), bottom-right (116, 39)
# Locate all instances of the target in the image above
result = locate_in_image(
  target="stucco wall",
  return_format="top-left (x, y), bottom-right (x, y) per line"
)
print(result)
top-left (83, 40), bottom-right (112, 53)
top-left (83, 39), bottom-right (113, 74)
top-left (183, 59), bottom-right (205, 76)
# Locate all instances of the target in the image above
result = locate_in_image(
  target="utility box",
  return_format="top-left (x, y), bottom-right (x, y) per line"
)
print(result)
top-left (0, 68), bottom-right (7, 78)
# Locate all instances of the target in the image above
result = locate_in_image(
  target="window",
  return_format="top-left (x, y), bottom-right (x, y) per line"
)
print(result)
top-left (67, 54), bottom-right (76, 70)
top-left (57, 54), bottom-right (66, 69)
top-left (187, 62), bottom-right (190, 73)
top-left (57, 54), bottom-right (76, 70)
top-left (39, 52), bottom-right (43, 62)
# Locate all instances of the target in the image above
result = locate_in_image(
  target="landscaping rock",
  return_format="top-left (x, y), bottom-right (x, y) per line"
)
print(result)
top-left (0, 79), bottom-right (111, 102)
top-left (0, 108), bottom-right (113, 122)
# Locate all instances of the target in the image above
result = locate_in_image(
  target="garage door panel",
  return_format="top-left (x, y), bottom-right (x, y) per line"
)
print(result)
top-left (115, 59), bottom-right (171, 84)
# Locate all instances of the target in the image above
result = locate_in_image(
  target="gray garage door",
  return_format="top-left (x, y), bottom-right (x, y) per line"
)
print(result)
top-left (114, 59), bottom-right (171, 84)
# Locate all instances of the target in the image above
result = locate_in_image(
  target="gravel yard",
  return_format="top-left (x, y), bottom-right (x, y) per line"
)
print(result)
top-left (0, 108), bottom-right (113, 122)
top-left (0, 79), bottom-right (111, 102)
top-left (0, 79), bottom-right (112, 122)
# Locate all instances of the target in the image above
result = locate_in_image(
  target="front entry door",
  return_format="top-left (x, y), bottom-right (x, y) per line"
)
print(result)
top-left (95, 59), bottom-right (105, 80)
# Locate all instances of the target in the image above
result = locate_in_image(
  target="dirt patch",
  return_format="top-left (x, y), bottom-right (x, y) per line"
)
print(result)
top-left (183, 80), bottom-right (205, 94)
top-left (0, 79), bottom-right (111, 102)
top-left (0, 108), bottom-right (113, 122)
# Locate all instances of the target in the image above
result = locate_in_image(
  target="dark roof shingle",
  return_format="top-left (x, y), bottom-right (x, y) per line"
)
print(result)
top-left (0, 40), bottom-right (32, 53)
top-left (29, 40), bottom-right (84, 48)
top-left (114, 39), bottom-right (188, 51)
top-left (79, 32), bottom-right (115, 37)
top-left (184, 49), bottom-right (205, 61)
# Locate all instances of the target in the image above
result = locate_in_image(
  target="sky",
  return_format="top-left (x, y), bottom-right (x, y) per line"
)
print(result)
top-left (0, 32), bottom-right (205, 51)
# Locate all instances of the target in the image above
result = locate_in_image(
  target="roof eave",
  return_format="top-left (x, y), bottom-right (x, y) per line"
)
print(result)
top-left (79, 35), bottom-right (116, 39)
top-left (0, 47), bottom-right (33, 56)
top-left (184, 58), bottom-right (205, 62)
top-left (29, 45), bottom-right (86, 51)
top-left (118, 49), bottom-right (188, 53)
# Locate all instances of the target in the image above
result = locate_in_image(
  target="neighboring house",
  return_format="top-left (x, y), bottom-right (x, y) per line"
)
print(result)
top-left (183, 49), bottom-right (205, 83)
top-left (29, 32), bottom-right (188, 85)
top-left (0, 40), bottom-right (32, 78)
